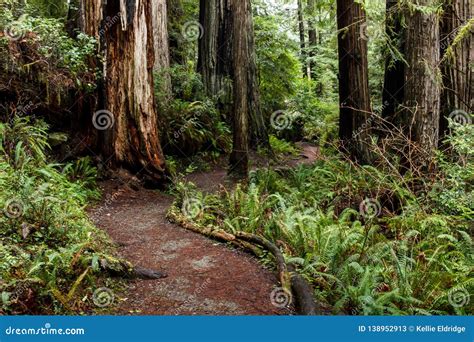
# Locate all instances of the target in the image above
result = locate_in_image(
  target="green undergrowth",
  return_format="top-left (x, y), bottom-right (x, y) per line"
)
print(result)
top-left (172, 122), bottom-right (473, 315)
top-left (0, 118), bottom-right (117, 314)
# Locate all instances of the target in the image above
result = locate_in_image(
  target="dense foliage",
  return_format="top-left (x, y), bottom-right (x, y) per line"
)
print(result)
top-left (0, 118), bottom-right (114, 314)
top-left (174, 122), bottom-right (473, 315)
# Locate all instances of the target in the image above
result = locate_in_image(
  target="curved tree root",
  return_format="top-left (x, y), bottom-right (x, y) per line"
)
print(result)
top-left (167, 205), bottom-right (320, 315)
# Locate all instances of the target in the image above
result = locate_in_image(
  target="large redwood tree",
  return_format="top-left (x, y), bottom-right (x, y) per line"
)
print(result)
top-left (80, 0), bottom-right (167, 182)
top-left (336, 0), bottom-right (372, 161)
top-left (403, 0), bottom-right (441, 158)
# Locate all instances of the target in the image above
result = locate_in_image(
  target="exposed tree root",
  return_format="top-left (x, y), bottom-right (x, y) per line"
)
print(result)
top-left (167, 205), bottom-right (319, 315)
top-left (100, 257), bottom-right (167, 280)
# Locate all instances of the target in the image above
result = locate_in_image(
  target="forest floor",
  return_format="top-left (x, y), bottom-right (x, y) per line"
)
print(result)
top-left (90, 143), bottom-right (319, 315)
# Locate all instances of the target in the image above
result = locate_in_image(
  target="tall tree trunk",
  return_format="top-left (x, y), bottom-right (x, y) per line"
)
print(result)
top-left (336, 0), bottom-right (372, 161)
top-left (99, 0), bottom-right (166, 181)
top-left (152, 0), bottom-right (172, 101)
top-left (440, 0), bottom-right (473, 137)
top-left (403, 0), bottom-right (441, 159)
top-left (307, 0), bottom-right (318, 79)
top-left (197, 0), bottom-right (230, 96)
top-left (198, 0), bottom-right (269, 149)
top-left (229, 0), bottom-right (250, 177)
top-left (382, 0), bottom-right (405, 123)
top-left (297, 0), bottom-right (308, 77)
top-left (247, 2), bottom-right (269, 148)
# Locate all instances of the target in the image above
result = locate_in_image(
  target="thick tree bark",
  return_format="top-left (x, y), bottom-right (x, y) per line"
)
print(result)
top-left (403, 0), bottom-right (441, 158)
top-left (152, 0), bottom-right (172, 100)
top-left (198, 0), bottom-right (269, 149)
top-left (79, 1), bottom-right (163, 175)
top-left (440, 0), bottom-right (474, 137)
top-left (229, 0), bottom-right (250, 177)
top-left (336, 0), bottom-right (372, 162)
top-left (99, 0), bottom-right (166, 182)
top-left (382, 0), bottom-right (405, 123)
top-left (197, 0), bottom-right (229, 96)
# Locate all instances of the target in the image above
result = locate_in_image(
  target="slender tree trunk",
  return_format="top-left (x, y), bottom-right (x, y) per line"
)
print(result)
top-left (440, 0), bottom-right (473, 137)
top-left (307, 0), bottom-right (318, 79)
top-left (403, 0), bottom-right (441, 158)
top-left (382, 0), bottom-right (405, 123)
top-left (229, 0), bottom-right (250, 177)
top-left (297, 0), bottom-right (308, 77)
top-left (152, 0), bottom-right (172, 100)
top-left (336, 0), bottom-right (372, 161)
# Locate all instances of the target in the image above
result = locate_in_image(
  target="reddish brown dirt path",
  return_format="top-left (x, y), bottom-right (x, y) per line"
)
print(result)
top-left (90, 144), bottom-right (319, 315)
top-left (92, 183), bottom-right (289, 315)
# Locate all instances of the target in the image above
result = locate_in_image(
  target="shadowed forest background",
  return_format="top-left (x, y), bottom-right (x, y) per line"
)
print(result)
top-left (0, 0), bottom-right (472, 315)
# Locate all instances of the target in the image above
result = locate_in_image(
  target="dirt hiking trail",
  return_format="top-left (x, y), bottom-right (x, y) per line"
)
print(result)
top-left (91, 143), bottom-right (319, 315)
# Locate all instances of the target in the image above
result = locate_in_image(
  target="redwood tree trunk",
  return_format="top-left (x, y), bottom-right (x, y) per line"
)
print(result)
top-left (403, 0), bottom-right (441, 158)
top-left (440, 0), bottom-right (473, 137)
top-left (336, 0), bottom-right (372, 161)
top-left (382, 0), bottom-right (405, 123)
top-left (197, 0), bottom-right (229, 96)
top-left (152, 0), bottom-right (172, 100)
top-left (198, 0), bottom-right (269, 149)
top-left (101, 0), bottom-right (166, 181)
top-left (229, 0), bottom-right (250, 177)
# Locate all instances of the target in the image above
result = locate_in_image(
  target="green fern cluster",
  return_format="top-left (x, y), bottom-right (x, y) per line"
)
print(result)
top-left (178, 123), bottom-right (473, 315)
top-left (0, 118), bottom-right (113, 314)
